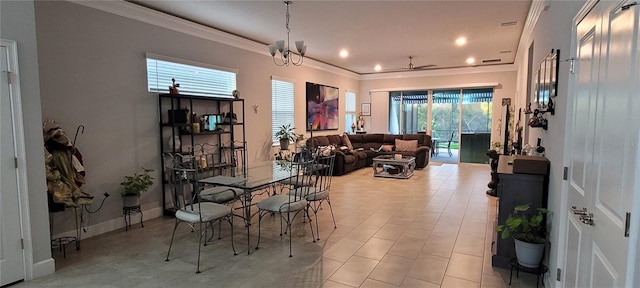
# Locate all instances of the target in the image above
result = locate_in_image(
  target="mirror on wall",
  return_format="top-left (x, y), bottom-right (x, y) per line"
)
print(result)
top-left (536, 49), bottom-right (560, 108)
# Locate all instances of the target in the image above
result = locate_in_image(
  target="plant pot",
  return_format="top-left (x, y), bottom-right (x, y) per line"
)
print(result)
top-left (514, 238), bottom-right (545, 268)
top-left (279, 139), bottom-right (290, 150)
top-left (122, 195), bottom-right (140, 208)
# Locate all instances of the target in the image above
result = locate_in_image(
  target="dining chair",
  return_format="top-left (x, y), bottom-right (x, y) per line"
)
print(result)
top-left (164, 153), bottom-right (237, 273)
top-left (437, 131), bottom-right (455, 157)
top-left (301, 153), bottom-right (336, 242)
top-left (255, 158), bottom-right (315, 257)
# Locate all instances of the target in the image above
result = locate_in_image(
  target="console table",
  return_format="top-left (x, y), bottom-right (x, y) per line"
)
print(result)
top-left (491, 155), bottom-right (549, 269)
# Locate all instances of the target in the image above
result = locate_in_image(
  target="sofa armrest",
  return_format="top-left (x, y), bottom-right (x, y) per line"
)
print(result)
top-left (414, 146), bottom-right (430, 168)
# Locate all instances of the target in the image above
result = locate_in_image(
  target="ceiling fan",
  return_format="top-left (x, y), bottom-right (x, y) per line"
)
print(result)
top-left (383, 56), bottom-right (436, 72)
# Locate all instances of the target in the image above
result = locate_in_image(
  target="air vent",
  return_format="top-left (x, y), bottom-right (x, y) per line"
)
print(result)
top-left (499, 50), bottom-right (512, 54)
top-left (482, 58), bottom-right (502, 63)
top-left (499, 20), bottom-right (518, 27)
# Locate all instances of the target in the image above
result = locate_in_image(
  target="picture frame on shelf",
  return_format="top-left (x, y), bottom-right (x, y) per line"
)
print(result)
top-left (361, 103), bottom-right (371, 116)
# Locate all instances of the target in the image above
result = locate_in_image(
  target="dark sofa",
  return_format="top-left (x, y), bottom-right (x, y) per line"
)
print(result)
top-left (310, 133), bottom-right (432, 176)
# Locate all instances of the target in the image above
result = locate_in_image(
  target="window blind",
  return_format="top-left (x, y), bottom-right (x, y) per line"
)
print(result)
top-left (272, 79), bottom-right (295, 144)
top-left (146, 57), bottom-right (236, 97)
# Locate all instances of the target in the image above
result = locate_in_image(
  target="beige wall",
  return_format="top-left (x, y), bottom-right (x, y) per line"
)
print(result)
top-left (34, 1), bottom-right (359, 238)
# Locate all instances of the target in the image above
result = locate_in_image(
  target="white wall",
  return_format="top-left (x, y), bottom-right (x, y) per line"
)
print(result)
top-left (34, 1), bottom-right (359, 237)
top-left (1, 0), bottom-right (54, 278)
top-left (512, 1), bottom-right (586, 287)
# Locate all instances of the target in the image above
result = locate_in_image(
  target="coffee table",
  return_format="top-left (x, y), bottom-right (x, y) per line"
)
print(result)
top-left (372, 155), bottom-right (416, 179)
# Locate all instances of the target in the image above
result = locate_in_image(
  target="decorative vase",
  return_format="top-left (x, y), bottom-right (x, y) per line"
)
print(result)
top-left (122, 195), bottom-right (140, 208)
top-left (514, 238), bottom-right (545, 268)
top-left (167, 136), bottom-right (181, 150)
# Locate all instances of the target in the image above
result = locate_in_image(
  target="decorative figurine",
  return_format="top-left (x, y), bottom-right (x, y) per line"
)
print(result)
top-left (351, 122), bottom-right (356, 133)
top-left (357, 112), bottom-right (365, 131)
top-left (169, 78), bottom-right (180, 94)
top-left (232, 90), bottom-right (240, 99)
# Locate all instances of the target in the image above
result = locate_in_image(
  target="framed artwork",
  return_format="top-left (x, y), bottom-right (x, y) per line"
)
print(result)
top-left (361, 103), bottom-right (371, 116)
top-left (306, 82), bottom-right (339, 131)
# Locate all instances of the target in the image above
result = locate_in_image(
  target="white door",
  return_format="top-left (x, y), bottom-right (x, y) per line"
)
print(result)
top-left (564, 1), bottom-right (639, 287)
top-left (0, 43), bottom-right (25, 285)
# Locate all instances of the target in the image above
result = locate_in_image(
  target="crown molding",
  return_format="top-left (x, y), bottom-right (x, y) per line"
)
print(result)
top-left (359, 64), bottom-right (517, 81)
top-left (514, 0), bottom-right (547, 66)
top-left (67, 0), bottom-right (360, 79)
top-left (68, 0), bottom-right (520, 82)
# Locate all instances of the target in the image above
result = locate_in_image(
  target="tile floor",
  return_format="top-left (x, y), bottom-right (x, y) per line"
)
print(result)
top-left (17, 163), bottom-right (541, 288)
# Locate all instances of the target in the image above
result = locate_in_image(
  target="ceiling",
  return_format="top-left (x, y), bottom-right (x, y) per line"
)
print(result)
top-left (129, 0), bottom-right (532, 75)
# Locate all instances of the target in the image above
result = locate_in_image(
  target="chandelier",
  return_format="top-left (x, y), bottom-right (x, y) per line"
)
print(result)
top-left (268, 1), bottom-right (306, 66)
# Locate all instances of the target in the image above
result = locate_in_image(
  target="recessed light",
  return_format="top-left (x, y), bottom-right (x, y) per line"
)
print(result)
top-left (455, 37), bottom-right (467, 46)
top-left (466, 57), bottom-right (475, 64)
top-left (339, 49), bottom-right (349, 58)
top-left (374, 64), bottom-right (382, 71)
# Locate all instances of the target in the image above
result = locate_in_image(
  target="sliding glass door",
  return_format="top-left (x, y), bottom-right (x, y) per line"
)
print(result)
top-left (388, 91), bottom-right (428, 134)
top-left (388, 88), bottom-right (493, 164)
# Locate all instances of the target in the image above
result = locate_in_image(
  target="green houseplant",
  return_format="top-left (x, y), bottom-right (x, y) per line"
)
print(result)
top-left (120, 168), bottom-right (154, 207)
top-left (496, 203), bottom-right (548, 268)
top-left (274, 124), bottom-right (298, 150)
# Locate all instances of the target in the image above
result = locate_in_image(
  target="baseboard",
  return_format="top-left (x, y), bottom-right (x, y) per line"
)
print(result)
top-left (51, 207), bottom-right (163, 240)
top-left (31, 258), bottom-right (55, 280)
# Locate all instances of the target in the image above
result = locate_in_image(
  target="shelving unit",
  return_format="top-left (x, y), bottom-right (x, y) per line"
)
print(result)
top-left (158, 93), bottom-right (245, 216)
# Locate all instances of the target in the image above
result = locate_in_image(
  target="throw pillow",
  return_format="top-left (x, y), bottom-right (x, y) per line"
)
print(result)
top-left (395, 139), bottom-right (418, 152)
top-left (379, 144), bottom-right (394, 152)
top-left (319, 145), bottom-right (335, 156)
top-left (341, 133), bottom-right (354, 151)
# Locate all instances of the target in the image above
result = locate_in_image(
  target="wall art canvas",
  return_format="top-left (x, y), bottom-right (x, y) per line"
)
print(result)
top-left (306, 82), bottom-right (339, 131)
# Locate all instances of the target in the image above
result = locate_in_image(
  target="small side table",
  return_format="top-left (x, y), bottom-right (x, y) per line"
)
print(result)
top-left (509, 258), bottom-right (548, 288)
top-left (123, 205), bottom-right (143, 231)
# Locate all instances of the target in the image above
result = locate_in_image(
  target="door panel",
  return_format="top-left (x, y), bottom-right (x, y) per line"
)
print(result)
top-left (589, 1), bottom-right (638, 285)
top-left (0, 43), bottom-right (24, 286)
top-left (565, 1), bottom-right (638, 287)
top-left (565, 3), bottom-right (601, 287)
top-left (564, 217), bottom-right (583, 288)
top-left (591, 244), bottom-right (619, 287)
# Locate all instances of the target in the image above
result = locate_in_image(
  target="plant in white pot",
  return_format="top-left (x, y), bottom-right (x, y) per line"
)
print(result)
top-left (120, 168), bottom-right (154, 208)
top-left (274, 124), bottom-right (298, 150)
top-left (496, 204), bottom-right (549, 268)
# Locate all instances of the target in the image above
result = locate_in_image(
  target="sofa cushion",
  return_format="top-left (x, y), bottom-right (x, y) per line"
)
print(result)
top-left (383, 134), bottom-right (403, 145)
top-left (326, 134), bottom-right (342, 146)
top-left (402, 134), bottom-right (425, 145)
top-left (379, 144), bottom-right (394, 152)
top-left (312, 136), bottom-right (331, 147)
top-left (395, 139), bottom-right (418, 152)
top-left (341, 133), bottom-right (354, 150)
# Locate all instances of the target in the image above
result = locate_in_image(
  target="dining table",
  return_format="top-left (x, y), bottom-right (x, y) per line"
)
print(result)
top-left (197, 160), bottom-right (294, 254)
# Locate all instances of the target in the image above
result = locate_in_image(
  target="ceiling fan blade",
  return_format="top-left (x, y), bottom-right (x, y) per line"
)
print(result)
top-left (413, 64), bottom-right (437, 70)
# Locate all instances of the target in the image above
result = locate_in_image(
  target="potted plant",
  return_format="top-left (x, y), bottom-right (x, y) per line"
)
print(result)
top-left (496, 204), bottom-right (548, 268)
top-left (120, 168), bottom-right (154, 207)
top-left (274, 124), bottom-right (298, 150)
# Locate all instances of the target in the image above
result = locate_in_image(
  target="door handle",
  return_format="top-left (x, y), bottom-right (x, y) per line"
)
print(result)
top-left (571, 206), bottom-right (588, 215)
top-left (579, 213), bottom-right (594, 226)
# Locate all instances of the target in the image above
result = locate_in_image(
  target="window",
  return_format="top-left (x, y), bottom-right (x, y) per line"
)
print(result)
top-left (344, 91), bottom-right (356, 133)
top-left (272, 77), bottom-right (295, 145)
top-left (146, 54), bottom-right (236, 97)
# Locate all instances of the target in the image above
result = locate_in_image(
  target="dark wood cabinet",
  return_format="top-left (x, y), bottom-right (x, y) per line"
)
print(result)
top-left (491, 155), bottom-right (549, 269)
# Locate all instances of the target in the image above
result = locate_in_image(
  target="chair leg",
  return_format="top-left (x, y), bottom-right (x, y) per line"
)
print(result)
top-left (287, 211), bottom-right (293, 257)
top-left (196, 222), bottom-right (204, 274)
top-left (305, 206), bottom-right (316, 242)
top-left (229, 215), bottom-right (237, 255)
top-left (326, 198), bottom-right (337, 229)
top-left (165, 220), bottom-right (180, 262)
top-left (255, 211), bottom-right (263, 250)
